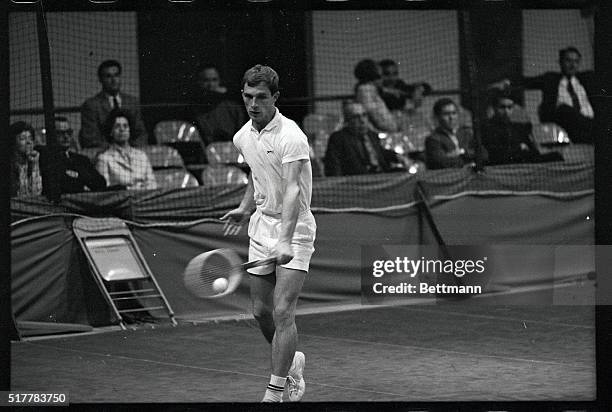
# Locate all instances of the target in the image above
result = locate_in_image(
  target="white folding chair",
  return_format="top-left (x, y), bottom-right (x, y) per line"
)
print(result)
top-left (72, 217), bottom-right (177, 329)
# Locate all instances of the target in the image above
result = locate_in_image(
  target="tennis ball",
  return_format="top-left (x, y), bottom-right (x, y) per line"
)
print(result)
top-left (212, 277), bottom-right (229, 293)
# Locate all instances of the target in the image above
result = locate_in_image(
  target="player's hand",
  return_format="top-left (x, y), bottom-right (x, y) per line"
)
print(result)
top-left (274, 241), bottom-right (294, 265)
top-left (220, 208), bottom-right (250, 236)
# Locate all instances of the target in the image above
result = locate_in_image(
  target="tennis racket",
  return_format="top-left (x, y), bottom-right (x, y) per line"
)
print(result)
top-left (183, 248), bottom-right (276, 299)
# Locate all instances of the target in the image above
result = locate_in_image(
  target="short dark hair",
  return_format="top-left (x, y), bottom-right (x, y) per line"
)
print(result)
top-left (354, 59), bottom-right (380, 83)
top-left (97, 59), bottom-right (122, 79)
top-left (10, 121), bottom-right (35, 153)
top-left (103, 109), bottom-right (133, 143)
top-left (492, 89), bottom-right (516, 106)
top-left (432, 98), bottom-right (457, 117)
top-left (10, 121), bottom-right (35, 141)
top-left (559, 46), bottom-right (581, 61)
top-left (242, 64), bottom-right (279, 95)
top-left (196, 64), bottom-right (219, 76)
top-left (379, 59), bottom-right (397, 70)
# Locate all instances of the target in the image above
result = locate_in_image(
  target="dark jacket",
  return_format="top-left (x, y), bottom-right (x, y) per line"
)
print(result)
top-left (517, 71), bottom-right (599, 122)
top-left (79, 91), bottom-right (148, 148)
top-left (38, 145), bottom-right (107, 201)
top-left (481, 118), bottom-right (539, 165)
top-left (425, 126), bottom-right (484, 170)
top-left (324, 128), bottom-right (392, 176)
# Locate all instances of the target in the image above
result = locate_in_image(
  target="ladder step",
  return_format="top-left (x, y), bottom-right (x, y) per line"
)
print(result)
top-left (109, 288), bottom-right (156, 296)
top-left (112, 294), bottom-right (162, 302)
top-left (118, 306), bottom-right (166, 314)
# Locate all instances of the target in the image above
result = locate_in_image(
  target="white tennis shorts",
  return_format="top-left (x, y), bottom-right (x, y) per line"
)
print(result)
top-left (247, 209), bottom-right (316, 275)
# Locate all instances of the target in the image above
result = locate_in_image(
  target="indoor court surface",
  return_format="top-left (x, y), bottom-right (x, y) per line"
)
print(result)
top-left (11, 302), bottom-right (595, 403)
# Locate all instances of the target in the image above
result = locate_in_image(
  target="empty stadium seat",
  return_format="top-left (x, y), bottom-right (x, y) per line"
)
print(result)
top-left (141, 145), bottom-right (185, 169)
top-left (154, 169), bottom-right (199, 189)
top-left (302, 113), bottom-right (342, 160)
top-left (531, 123), bottom-right (571, 146)
top-left (153, 120), bottom-right (203, 144)
top-left (205, 141), bottom-right (244, 165)
top-left (200, 164), bottom-right (248, 188)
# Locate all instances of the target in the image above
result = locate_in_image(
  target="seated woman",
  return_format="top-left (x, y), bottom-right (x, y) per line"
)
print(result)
top-left (96, 109), bottom-right (157, 190)
top-left (353, 59), bottom-right (400, 133)
top-left (10, 121), bottom-right (43, 197)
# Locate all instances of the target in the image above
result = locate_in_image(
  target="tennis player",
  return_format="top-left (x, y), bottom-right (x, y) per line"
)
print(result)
top-left (220, 64), bottom-right (316, 402)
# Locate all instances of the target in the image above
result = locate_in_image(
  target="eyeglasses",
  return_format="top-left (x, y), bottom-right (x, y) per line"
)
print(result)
top-left (56, 129), bottom-right (73, 136)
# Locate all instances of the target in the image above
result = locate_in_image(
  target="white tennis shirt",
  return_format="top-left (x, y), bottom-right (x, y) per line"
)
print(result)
top-left (233, 108), bottom-right (312, 217)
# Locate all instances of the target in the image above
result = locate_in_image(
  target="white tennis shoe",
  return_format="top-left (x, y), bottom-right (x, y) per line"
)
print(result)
top-left (286, 351), bottom-right (306, 401)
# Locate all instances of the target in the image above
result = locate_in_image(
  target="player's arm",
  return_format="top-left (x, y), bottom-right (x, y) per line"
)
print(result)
top-left (276, 159), bottom-right (306, 264)
top-left (220, 173), bottom-right (255, 224)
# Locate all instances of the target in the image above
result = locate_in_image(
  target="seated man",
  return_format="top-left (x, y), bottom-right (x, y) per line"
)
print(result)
top-left (425, 98), bottom-right (484, 170)
top-left (79, 60), bottom-right (148, 148)
top-left (481, 91), bottom-right (541, 165)
top-left (324, 101), bottom-right (395, 176)
top-left (39, 116), bottom-right (107, 202)
top-left (189, 64), bottom-right (246, 144)
top-left (491, 47), bottom-right (597, 144)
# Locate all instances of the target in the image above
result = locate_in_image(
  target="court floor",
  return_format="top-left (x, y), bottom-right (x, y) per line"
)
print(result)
top-left (11, 300), bottom-right (595, 403)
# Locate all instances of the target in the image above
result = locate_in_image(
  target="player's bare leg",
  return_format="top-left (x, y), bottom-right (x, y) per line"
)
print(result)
top-left (250, 272), bottom-right (276, 344)
top-left (271, 266), bottom-right (306, 376)
top-left (272, 266), bottom-right (307, 401)
top-left (251, 266), bottom-right (307, 402)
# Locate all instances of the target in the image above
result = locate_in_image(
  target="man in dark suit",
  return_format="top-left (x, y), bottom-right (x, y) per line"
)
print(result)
top-left (189, 64), bottom-right (246, 144)
top-left (481, 91), bottom-right (540, 166)
top-left (425, 98), bottom-right (484, 170)
top-left (79, 60), bottom-right (148, 148)
top-left (324, 101), bottom-right (393, 176)
top-left (495, 47), bottom-right (598, 144)
top-left (40, 116), bottom-right (107, 202)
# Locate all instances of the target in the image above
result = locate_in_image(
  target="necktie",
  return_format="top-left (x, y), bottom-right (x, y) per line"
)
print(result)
top-left (566, 77), bottom-right (581, 112)
top-left (112, 96), bottom-right (119, 109)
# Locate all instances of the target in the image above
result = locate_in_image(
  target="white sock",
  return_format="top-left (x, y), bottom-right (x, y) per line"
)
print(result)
top-left (262, 374), bottom-right (286, 402)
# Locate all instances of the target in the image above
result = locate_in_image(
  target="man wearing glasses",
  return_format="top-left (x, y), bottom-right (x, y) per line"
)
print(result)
top-left (39, 116), bottom-right (107, 202)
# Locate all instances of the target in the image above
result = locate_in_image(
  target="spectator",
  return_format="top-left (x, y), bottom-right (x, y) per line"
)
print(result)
top-left (481, 91), bottom-right (540, 165)
top-left (324, 101), bottom-right (395, 176)
top-left (425, 98), bottom-right (484, 170)
top-left (400, 82), bottom-right (435, 131)
top-left (38, 116), bottom-right (107, 202)
top-left (353, 59), bottom-right (399, 133)
top-left (96, 109), bottom-right (157, 190)
top-left (491, 46), bottom-right (598, 144)
top-left (79, 59), bottom-right (148, 148)
top-left (379, 59), bottom-right (434, 131)
top-left (10, 121), bottom-right (43, 197)
top-left (189, 64), bottom-right (247, 144)
top-left (379, 59), bottom-right (411, 111)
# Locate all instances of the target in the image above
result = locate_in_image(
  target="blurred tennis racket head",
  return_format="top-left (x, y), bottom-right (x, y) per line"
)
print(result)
top-left (183, 248), bottom-right (244, 299)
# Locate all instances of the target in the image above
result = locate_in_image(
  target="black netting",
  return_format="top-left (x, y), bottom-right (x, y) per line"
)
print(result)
top-left (9, 5), bottom-right (596, 222)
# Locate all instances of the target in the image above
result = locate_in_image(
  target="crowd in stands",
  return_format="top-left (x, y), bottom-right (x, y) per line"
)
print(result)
top-left (10, 45), bottom-right (598, 200)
